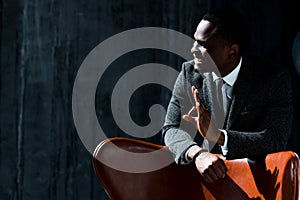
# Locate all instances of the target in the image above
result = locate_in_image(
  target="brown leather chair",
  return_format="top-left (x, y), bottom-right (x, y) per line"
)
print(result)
top-left (93, 138), bottom-right (299, 200)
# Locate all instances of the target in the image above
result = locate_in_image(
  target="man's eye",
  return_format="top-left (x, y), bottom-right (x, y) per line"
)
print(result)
top-left (197, 41), bottom-right (207, 49)
top-left (199, 44), bottom-right (208, 50)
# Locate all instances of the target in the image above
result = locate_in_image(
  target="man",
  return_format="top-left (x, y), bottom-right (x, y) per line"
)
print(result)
top-left (162, 10), bottom-right (293, 183)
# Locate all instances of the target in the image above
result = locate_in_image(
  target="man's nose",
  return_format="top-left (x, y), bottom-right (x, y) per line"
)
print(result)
top-left (191, 43), bottom-right (199, 54)
top-left (191, 44), bottom-right (205, 58)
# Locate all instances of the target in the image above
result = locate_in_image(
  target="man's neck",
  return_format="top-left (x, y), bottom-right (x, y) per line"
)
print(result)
top-left (220, 57), bottom-right (241, 77)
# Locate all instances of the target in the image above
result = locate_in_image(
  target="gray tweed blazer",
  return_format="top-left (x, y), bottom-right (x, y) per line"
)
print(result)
top-left (162, 58), bottom-right (293, 164)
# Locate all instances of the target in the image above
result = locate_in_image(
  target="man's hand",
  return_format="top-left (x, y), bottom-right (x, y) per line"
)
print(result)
top-left (188, 146), bottom-right (227, 183)
top-left (183, 86), bottom-right (223, 144)
top-left (195, 151), bottom-right (227, 183)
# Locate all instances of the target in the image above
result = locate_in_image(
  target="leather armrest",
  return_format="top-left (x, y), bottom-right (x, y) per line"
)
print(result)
top-left (93, 138), bottom-right (299, 200)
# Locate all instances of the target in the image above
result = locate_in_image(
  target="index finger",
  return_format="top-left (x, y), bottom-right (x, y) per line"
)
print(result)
top-left (191, 86), bottom-right (201, 104)
top-left (215, 159), bottom-right (228, 174)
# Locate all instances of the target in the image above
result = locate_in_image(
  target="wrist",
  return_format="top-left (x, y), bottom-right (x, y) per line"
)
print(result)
top-left (187, 145), bottom-right (209, 163)
top-left (192, 149), bottom-right (209, 163)
top-left (218, 131), bottom-right (225, 146)
top-left (187, 146), bottom-right (202, 160)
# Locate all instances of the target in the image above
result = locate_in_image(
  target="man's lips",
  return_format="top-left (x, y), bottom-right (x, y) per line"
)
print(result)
top-left (194, 58), bottom-right (203, 64)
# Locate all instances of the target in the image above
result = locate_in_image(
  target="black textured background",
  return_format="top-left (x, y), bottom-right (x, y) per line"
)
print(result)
top-left (1, 0), bottom-right (300, 199)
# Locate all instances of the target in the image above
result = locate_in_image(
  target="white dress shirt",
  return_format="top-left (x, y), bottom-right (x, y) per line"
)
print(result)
top-left (213, 57), bottom-right (242, 156)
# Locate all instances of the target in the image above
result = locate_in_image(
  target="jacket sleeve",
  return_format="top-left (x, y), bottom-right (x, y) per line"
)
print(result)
top-left (162, 63), bottom-right (197, 164)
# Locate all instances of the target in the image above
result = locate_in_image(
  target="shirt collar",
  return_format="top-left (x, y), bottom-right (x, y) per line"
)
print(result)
top-left (212, 57), bottom-right (242, 87)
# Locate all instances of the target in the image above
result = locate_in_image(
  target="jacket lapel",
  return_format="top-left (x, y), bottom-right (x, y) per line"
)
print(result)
top-left (204, 73), bottom-right (227, 129)
top-left (202, 73), bottom-right (225, 151)
top-left (188, 68), bottom-right (211, 110)
top-left (225, 61), bottom-right (252, 129)
top-left (202, 73), bottom-right (214, 111)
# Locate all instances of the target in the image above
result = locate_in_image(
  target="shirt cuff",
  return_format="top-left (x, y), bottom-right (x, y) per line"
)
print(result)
top-left (219, 129), bottom-right (228, 156)
top-left (183, 144), bottom-right (198, 164)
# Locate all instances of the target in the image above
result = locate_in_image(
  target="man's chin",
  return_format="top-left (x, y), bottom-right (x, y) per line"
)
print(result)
top-left (194, 62), bottom-right (211, 73)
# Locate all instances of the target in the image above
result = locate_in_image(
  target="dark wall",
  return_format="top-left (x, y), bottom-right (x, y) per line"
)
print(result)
top-left (1, 0), bottom-right (300, 199)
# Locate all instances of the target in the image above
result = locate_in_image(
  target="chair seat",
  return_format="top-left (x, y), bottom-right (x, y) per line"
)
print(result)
top-left (93, 138), bottom-right (299, 200)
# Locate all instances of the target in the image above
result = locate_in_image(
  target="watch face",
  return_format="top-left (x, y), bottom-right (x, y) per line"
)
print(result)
top-left (292, 31), bottom-right (300, 75)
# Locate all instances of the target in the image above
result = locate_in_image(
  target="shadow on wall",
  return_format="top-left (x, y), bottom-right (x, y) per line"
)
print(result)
top-left (293, 31), bottom-right (300, 75)
top-left (288, 31), bottom-right (300, 155)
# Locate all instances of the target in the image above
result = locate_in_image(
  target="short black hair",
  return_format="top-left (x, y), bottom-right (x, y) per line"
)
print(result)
top-left (203, 10), bottom-right (246, 54)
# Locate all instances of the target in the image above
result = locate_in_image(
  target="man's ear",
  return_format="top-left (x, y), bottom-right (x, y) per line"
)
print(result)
top-left (228, 44), bottom-right (239, 58)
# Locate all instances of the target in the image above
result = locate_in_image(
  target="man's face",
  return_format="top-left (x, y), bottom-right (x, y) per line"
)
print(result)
top-left (191, 20), bottom-right (229, 74)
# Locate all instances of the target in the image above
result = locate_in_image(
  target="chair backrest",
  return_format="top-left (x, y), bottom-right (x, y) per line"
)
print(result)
top-left (93, 138), bottom-right (299, 200)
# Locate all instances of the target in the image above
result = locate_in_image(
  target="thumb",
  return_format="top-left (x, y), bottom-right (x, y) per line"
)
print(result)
top-left (183, 115), bottom-right (191, 122)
